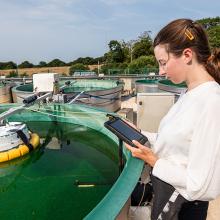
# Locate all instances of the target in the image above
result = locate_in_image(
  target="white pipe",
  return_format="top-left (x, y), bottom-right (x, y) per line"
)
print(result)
top-left (68, 91), bottom-right (85, 104)
top-left (0, 92), bottom-right (52, 121)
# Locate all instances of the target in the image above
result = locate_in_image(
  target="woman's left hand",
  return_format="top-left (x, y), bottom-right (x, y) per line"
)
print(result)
top-left (124, 140), bottom-right (158, 167)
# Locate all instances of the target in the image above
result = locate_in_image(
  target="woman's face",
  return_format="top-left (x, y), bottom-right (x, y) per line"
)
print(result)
top-left (154, 45), bottom-right (186, 84)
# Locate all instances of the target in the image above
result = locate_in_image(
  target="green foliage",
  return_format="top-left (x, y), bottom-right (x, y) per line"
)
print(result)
top-left (38, 61), bottom-right (47, 67)
top-left (104, 32), bottom-right (154, 66)
top-left (128, 55), bottom-right (157, 69)
top-left (20, 72), bottom-right (28, 77)
top-left (100, 62), bottom-right (128, 74)
top-left (101, 60), bottom-right (157, 75)
top-left (93, 56), bottom-right (106, 64)
top-left (106, 67), bottom-right (159, 75)
top-left (100, 63), bottom-right (115, 74)
top-left (124, 55), bottom-right (157, 74)
top-left (197, 17), bottom-right (220, 29)
top-left (6, 70), bottom-right (18, 78)
top-left (70, 57), bottom-right (94, 65)
top-left (207, 25), bottom-right (220, 48)
top-left (0, 61), bottom-right (17, 70)
top-left (118, 63), bottom-right (128, 69)
top-left (18, 61), bottom-right (34, 68)
top-left (197, 17), bottom-right (220, 48)
top-left (69, 63), bottom-right (89, 75)
top-left (107, 40), bottom-right (126, 63)
top-left (47, 59), bottom-right (66, 67)
top-left (93, 68), bottom-right (98, 74)
top-left (132, 31), bottom-right (154, 59)
top-left (69, 56), bottom-right (106, 66)
top-left (121, 40), bottom-right (130, 63)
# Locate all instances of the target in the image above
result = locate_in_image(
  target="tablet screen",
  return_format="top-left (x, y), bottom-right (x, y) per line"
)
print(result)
top-left (110, 119), bottom-right (143, 142)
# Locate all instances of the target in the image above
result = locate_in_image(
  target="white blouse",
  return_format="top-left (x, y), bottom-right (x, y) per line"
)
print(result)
top-left (145, 81), bottom-right (220, 201)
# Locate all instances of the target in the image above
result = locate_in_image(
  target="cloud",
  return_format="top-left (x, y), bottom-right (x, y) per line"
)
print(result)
top-left (99, 0), bottom-right (145, 6)
top-left (0, 0), bottom-right (219, 64)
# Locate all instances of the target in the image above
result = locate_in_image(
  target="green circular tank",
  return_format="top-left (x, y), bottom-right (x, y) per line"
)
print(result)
top-left (135, 79), bottom-right (158, 93)
top-left (0, 104), bottom-right (143, 220)
top-left (158, 79), bottom-right (187, 94)
top-left (12, 79), bottom-right (123, 112)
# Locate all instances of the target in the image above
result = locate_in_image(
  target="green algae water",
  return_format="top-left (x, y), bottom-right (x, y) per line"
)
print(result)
top-left (0, 121), bottom-right (118, 220)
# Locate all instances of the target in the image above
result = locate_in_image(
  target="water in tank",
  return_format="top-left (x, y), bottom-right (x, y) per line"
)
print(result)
top-left (0, 104), bottom-right (119, 220)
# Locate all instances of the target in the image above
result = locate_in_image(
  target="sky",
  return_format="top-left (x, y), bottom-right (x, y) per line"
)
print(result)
top-left (0, 0), bottom-right (219, 65)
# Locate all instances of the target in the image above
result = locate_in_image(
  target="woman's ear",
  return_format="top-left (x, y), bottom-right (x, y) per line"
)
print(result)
top-left (183, 48), bottom-right (193, 64)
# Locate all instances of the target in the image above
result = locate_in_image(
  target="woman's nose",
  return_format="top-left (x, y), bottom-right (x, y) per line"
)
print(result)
top-left (159, 68), bottom-right (166, 76)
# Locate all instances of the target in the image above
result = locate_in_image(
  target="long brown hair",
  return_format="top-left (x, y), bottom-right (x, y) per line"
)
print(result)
top-left (153, 19), bottom-right (220, 84)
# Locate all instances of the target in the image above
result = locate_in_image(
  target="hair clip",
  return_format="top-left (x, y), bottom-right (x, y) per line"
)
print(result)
top-left (185, 29), bottom-right (194, 41)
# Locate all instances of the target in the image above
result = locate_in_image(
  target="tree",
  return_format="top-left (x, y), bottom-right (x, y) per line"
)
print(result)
top-left (107, 40), bottom-right (125, 63)
top-left (69, 56), bottom-right (103, 66)
top-left (132, 31), bottom-right (154, 59)
top-left (207, 25), bottom-right (220, 48)
top-left (197, 17), bottom-right (220, 29)
top-left (0, 61), bottom-right (17, 70)
top-left (18, 61), bottom-right (34, 68)
top-left (125, 40), bottom-right (137, 63)
top-left (38, 61), bottom-right (47, 67)
top-left (20, 72), bottom-right (28, 77)
top-left (69, 63), bottom-right (89, 75)
top-left (93, 56), bottom-right (106, 64)
top-left (6, 70), bottom-right (18, 78)
top-left (47, 59), bottom-right (66, 67)
top-left (128, 55), bottom-right (157, 70)
top-left (197, 17), bottom-right (220, 48)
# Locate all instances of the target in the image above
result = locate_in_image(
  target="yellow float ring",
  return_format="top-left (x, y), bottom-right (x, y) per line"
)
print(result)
top-left (0, 133), bottom-right (40, 163)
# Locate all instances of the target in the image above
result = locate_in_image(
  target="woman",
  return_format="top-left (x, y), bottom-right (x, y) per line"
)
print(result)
top-left (125, 19), bottom-right (220, 220)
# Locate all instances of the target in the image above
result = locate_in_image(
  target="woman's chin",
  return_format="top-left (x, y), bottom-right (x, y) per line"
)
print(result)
top-left (170, 79), bottom-right (183, 84)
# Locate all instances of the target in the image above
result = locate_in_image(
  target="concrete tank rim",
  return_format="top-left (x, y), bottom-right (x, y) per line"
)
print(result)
top-left (157, 79), bottom-right (187, 88)
top-left (135, 79), bottom-right (158, 84)
top-left (12, 79), bottom-right (123, 93)
top-left (157, 79), bottom-right (187, 94)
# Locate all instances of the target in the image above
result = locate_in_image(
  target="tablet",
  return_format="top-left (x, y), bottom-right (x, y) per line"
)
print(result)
top-left (104, 114), bottom-right (148, 147)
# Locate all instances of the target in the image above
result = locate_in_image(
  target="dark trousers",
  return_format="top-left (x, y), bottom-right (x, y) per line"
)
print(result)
top-left (178, 200), bottom-right (209, 220)
top-left (151, 175), bottom-right (208, 220)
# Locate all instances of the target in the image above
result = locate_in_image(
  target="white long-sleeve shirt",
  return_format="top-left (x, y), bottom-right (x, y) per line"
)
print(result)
top-left (145, 81), bottom-right (220, 201)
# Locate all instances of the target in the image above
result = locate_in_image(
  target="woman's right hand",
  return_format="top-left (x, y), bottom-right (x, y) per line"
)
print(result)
top-left (124, 140), bottom-right (158, 167)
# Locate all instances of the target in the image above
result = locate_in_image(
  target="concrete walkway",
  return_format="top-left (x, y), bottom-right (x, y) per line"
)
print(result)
top-left (121, 95), bottom-right (137, 124)
top-left (207, 196), bottom-right (220, 220)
